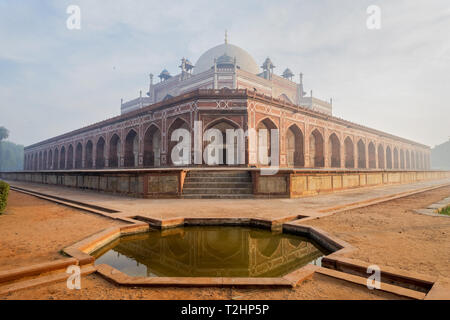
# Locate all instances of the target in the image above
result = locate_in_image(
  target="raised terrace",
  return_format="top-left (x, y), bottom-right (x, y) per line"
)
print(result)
top-left (1, 168), bottom-right (449, 199)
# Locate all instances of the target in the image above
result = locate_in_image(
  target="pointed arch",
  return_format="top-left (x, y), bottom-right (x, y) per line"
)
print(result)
top-left (124, 129), bottom-right (139, 167)
top-left (205, 119), bottom-right (241, 166)
top-left (400, 149), bottom-right (405, 169)
top-left (328, 133), bottom-right (340, 168)
top-left (416, 152), bottom-right (420, 169)
top-left (344, 137), bottom-right (355, 168)
top-left (96, 137), bottom-right (106, 169)
top-left (286, 124), bottom-right (304, 167)
top-left (67, 145), bottom-right (74, 169)
top-left (75, 142), bottom-right (83, 169)
top-left (60, 146), bottom-right (66, 169)
top-left (357, 139), bottom-right (366, 169)
top-left (43, 151), bottom-right (48, 170)
top-left (143, 125), bottom-right (162, 167)
top-left (386, 146), bottom-right (392, 169)
top-left (377, 144), bottom-right (385, 169)
top-left (309, 129), bottom-right (324, 167)
top-left (257, 118), bottom-right (278, 166)
top-left (53, 148), bottom-right (59, 170)
top-left (406, 150), bottom-right (411, 169)
top-left (393, 148), bottom-right (399, 169)
top-left (168, 118), bottom-right (190, 166)
top-left (38, 151), bottom-right (42, 170)
top-left (85, 140), bottom-right (93, 169)
top-left (368, 142), bottom-right (376, 169)
top-left (48, 149), bottom-right (53, 169)
top-left (109, 134), bottom-right (121, 168)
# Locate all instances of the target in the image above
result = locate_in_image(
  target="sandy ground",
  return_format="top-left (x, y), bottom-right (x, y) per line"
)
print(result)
top-left (0, 191), bottom-right (124, 271)
top-left (303, 186), bottom-right (450, 280)
top-left (1, 186), bottom-right (449, 300)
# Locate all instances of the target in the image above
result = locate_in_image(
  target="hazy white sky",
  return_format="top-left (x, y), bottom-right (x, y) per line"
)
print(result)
top-left (0, 0), bottom-right (449, 148)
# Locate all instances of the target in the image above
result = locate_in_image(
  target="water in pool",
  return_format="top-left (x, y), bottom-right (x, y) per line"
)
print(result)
top-left (93, 226), bottom-right (328, 278)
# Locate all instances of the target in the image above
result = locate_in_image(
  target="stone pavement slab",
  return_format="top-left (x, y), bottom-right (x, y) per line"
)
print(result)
top-left (5, 178), bottom-right (450, 222)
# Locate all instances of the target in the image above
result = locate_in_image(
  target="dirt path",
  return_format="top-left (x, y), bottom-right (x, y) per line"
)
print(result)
top-left (0, 191), bottom-right (124, 271)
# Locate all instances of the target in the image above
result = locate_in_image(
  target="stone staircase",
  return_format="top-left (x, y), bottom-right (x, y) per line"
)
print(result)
top-left (182, 170), bottom-right (254, 199)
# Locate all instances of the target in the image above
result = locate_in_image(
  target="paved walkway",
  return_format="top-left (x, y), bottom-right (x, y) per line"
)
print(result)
top-left (5, 178), bottom-right (450, 222)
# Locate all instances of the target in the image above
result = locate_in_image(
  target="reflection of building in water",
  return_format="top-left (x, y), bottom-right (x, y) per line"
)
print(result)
top-left (107, 227), bottom-right (325, 277)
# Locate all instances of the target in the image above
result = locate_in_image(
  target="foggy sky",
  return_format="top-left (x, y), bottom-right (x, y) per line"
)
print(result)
top-left (0, 0), bottom-right (449, 148)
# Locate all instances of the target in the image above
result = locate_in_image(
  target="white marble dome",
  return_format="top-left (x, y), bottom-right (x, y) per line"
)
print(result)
top-left (194, 43), bottom-right (260, 75)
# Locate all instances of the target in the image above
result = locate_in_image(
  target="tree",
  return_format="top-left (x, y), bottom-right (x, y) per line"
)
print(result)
top-left (0, 127), bottom-right (10, 171)
top-left (0, 127), bottom-right (9, 141)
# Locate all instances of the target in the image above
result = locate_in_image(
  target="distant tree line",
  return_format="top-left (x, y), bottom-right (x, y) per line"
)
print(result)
top-left (0, 126), bottom-right (24, 172)
top-left (431, 139), bottom-right (450, 170)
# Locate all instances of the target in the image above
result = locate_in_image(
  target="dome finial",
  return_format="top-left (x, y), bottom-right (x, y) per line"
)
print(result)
top-left (224, 30), bottom-right (228, 44)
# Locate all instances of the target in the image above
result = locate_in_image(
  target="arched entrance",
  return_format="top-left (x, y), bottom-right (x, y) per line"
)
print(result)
top-left (124, 129), bottom-right (139, 167)
top-left (368, 142), bottom-right (376, 169)
top-left (357, 139), bottom-right (366, 169)
top-left (344, 137), bottom-right (354, 168)
top-left (38, 152), bottom-right (42, 170)
top-left (109, 134), bottom-right (121, 168)
top-left (67, 145), bottom-right (74, 169)
top-left (60, 147), bottom-right (66, 169)
top-left (400, 149), bottom-right (405, 169)
top-left (406, 150), bottom-right (411, 169)
top-left (143, 125), bottom-right (161, 167)
top-left (393, 148), bottom-right (399, 169)
top-left (96, 137), bottom-right (105, 169)
top-left (168, 118), bottom-right (190, 166)
top-left (329, 133), bottom-right (340, 168)
top-left (257, 118), bottom-right (278, 166)
top-left (204, 119), bottom-right (242, 166)
top-left (309, 129), bottom-right (324, 167)
top-left (386, 146), bottom-right (392, 169)
top-left (53, 148), bottom-right (59, 170)
top-left (377, 145), bottom-right (385, 169)
top-left (48, 150), bottom-right (53, 169)
top-left (75, 143), bottom-right (83, 169)
top-left (286, 125), bottom-right (304, 167)
top-left (85, 140), bottom-right (93, 169)
top-left (43, 151), bottom-right (47, 170)
top-left (416, 152), bottom-right (421, 169)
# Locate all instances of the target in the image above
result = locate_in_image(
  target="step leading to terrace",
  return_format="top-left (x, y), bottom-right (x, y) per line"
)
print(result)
top-left (182, 171), bottom-right (254, 199)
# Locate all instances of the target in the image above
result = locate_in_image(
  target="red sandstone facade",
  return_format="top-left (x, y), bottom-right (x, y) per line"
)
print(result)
top-left (24, 88), bottom-right (430, 171)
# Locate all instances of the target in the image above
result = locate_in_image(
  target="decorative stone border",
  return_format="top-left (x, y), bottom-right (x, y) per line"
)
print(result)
top-left (65, 216), bottom-right (329, 288)
top-left (414, 196), bottom-right (450, 218)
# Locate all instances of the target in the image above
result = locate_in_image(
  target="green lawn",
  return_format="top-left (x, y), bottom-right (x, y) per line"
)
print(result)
top-left (439, 205), bottom-right (450, 216)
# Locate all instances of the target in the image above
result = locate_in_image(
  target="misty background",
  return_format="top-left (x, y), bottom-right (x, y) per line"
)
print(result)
top-left (0, 0), bottom-right (449, 170)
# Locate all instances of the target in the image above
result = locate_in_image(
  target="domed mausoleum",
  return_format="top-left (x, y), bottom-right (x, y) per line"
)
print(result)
top-left (23, 35), bottom-right (431, 178)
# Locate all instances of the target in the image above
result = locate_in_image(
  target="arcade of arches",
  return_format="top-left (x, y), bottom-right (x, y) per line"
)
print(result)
top-left (23, 90), bottom-right (431, 172)
top-left (24, 125), bottom-right (431, 171)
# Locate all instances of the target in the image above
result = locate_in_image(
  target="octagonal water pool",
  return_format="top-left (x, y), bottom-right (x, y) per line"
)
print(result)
top-left (92, 226), bottom-right (329, 278)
